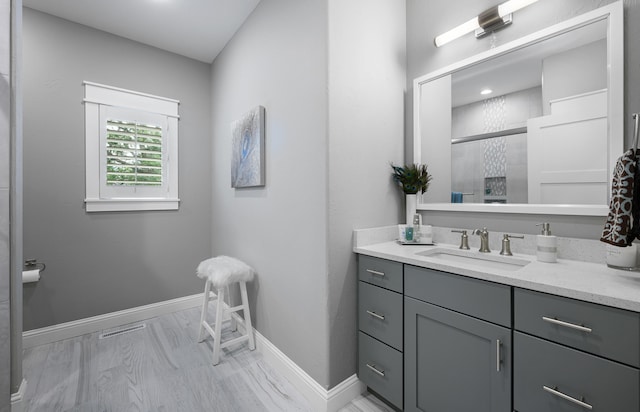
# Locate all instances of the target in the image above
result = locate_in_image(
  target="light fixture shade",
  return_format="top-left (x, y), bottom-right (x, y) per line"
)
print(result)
top-left (434, 17), bottom-right (480, 47)
top-left (498, 0), bottom-right (539, 17)
top-left (434, 0), bottom-right (539, 47)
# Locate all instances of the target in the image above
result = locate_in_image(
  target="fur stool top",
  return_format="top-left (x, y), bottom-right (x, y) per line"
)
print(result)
top-left (196, 256), bottom-right (255, 288)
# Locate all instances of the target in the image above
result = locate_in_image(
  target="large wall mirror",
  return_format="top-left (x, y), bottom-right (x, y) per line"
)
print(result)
top-left (413, 2), bottom-right (623, 216)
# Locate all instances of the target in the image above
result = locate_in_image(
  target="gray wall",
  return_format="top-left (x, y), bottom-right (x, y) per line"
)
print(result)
top-left (210, 0), bottom-right (405, 388)
top-left (9, 0), bottom-right (22, 399)
top-left (210, 0), bottom-right (331, 387)
top-left (22, 8), bottom-right (212, 330)
top-left (542, 39), bottom-right (607, 114)
top-left (1, 0), bottom-right (12, 408)
top-left (407, 0), bottom-right (640, 238)
top-left (327, 0), bottom-right (405, 386)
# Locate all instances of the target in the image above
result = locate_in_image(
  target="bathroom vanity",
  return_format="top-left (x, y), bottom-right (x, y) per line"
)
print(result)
top-left (355, 228), bottom-right (640, 412)
top-left (359, 3), bottom-right (636, 410)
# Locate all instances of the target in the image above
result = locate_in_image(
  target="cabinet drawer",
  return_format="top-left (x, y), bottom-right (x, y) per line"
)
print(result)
top-left (358, 332), bottom-right (403, 409)
top-left (514, 332), bottom-right (639, 412)
top-left (404, 265), bottom-right (511, 327)
top-left (514, 288), bottom-right (640, 367)
top-left (359, 282), bottom-right (402, 350)
top-left (358, 255), bottom-right (403, 293)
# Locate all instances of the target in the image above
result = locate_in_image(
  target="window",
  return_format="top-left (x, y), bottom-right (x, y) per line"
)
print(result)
top-left (84, 82), bottom-right (179, 212)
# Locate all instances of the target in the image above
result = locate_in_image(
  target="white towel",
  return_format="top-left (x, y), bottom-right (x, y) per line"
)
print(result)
top-left (196, 256), bottom-right (255, 288)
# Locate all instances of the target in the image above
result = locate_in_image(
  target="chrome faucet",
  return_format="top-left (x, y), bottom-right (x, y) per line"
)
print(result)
top-left (473, 227), bottom-right (491, 253)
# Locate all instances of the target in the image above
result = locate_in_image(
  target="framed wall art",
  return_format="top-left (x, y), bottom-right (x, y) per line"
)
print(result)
top-left (231, 105), bottom-right (265, 188)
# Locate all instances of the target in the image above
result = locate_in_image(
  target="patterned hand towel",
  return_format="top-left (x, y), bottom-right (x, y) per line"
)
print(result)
top-left (601, 149), bottom-right (637, 246)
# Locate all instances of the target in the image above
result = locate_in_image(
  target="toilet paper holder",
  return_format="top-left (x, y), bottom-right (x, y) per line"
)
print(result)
top-left (24, 259), bottom-right (46, 273)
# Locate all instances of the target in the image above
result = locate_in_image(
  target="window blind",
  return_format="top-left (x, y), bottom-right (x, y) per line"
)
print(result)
top-left (106, 119), bottom-right (163, 186)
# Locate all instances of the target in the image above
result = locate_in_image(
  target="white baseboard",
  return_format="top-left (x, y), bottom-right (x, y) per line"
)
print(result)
top-left (20, 293), bottom-right (364, 411)
top-left (254, 330), bottom-right (365, 412)
top-left (11, 378), bottom-right (27, 412)
top-left (23, 293), bottom-right (204, 348)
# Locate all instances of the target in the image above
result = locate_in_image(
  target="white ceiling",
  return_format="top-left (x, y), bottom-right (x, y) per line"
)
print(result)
top-left (23, 0), bottom-right (262, 63)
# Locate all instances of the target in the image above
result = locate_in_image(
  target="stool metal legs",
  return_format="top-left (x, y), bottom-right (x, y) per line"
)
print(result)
top-left (197, 279), bottom-right (255, 365)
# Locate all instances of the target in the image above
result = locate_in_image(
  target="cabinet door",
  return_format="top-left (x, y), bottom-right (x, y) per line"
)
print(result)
top-left (404, 297), bottom-right (511, 412)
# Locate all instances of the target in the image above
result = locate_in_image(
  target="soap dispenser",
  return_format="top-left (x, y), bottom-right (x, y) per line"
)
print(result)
top-left (536, 222), bottom-right (557, 263)
top-left (412, 214), bottom-right (422, 242)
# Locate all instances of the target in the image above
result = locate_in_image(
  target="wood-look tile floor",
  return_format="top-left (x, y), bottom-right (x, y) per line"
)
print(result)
top-left (22, 306), bottom-right (389, 412)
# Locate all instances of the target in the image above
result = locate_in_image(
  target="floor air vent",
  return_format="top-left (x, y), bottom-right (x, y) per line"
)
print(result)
top-left (99, 323), bottom-right (146, 339)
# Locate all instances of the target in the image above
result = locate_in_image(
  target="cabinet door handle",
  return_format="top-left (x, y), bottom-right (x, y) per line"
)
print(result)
top-left (366, 269), bottom-right (385, 277)
top-left (543, 386), bottom-right (593, 410)
top-left (366, 363), bottom-right (385, 377)
top-left (542, 316), bottom-right (592, 333)
top-left (496, 339), bottom-right (501, 372)
top-left (366, 310), bottom-right (385, 320)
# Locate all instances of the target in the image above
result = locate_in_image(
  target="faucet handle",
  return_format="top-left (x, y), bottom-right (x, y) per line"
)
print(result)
top-left (500, 234), bottom-right (524, 256)
top-left (451, 230), bottom-right (470, 250)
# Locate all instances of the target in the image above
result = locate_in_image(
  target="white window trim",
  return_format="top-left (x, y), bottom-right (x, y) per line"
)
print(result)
top-left (84, 81), bottom-right (180, 212)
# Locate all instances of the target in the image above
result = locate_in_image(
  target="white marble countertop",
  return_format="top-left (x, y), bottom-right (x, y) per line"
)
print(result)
top-left (354, 226), bottom-right (640, 313)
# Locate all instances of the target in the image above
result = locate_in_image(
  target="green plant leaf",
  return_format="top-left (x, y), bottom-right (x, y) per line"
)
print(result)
top-left (390, 162), bottom-right (433, 194)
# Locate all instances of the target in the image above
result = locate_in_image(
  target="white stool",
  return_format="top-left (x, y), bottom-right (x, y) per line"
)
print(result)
top-left (196, 256), bottom-right (256, 365)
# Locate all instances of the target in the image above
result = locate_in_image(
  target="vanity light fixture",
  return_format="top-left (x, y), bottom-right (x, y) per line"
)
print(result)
top-left (434, 0), bottom-right (539, 47)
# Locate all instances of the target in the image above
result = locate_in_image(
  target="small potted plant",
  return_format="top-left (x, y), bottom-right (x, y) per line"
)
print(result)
top-left (391, 163), bottom-right (433, 224)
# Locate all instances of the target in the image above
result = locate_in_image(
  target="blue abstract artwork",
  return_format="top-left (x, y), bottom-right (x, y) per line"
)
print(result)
top-left (231, 106), bottom-right (265, 188)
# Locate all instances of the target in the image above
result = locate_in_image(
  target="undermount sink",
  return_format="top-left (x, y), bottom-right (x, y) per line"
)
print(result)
top-left (416, 248), bottom-right (530, 271)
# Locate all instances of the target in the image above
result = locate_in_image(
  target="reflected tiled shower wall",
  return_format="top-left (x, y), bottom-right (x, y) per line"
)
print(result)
top-left (483, 96), bottom-right (507, 202)
top-left (451, 87), bottom-right (541, 204)
top-left (0, 0), bottom-right (12, 409)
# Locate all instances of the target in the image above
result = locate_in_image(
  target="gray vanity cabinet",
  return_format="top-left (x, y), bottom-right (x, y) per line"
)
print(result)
top-left (513, 288), bottom-right (640, 411)
top-left (357, 255), bottom-right (404, 409)
top-left (357, 251), bottom-right (640, 411)
top-left (513, 332), bottom-right (639, 411)
top-left (403, 266), bottom-right (512, 412)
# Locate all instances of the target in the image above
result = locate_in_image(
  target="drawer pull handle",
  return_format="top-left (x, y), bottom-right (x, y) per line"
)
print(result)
top-left (366, 363), bottom-right (385, 377)
top-left (366, 310), bottom-right (385, 320)
top-left (366, 269), bottom-right (385, 277)
top-left (496, 339), bottom-right (501, 372)
top-left (542, 316), bottom-right (592, 333)
top-left (543, 386), bottom-right (593, 410)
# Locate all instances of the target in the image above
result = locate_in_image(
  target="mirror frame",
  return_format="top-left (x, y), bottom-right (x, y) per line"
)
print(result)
top-left (413, 2), bottom-right (623, 216)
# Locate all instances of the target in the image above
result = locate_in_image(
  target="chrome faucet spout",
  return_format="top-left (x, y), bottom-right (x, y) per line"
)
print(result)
top-left (473, 227), bottom-right (491, 253)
